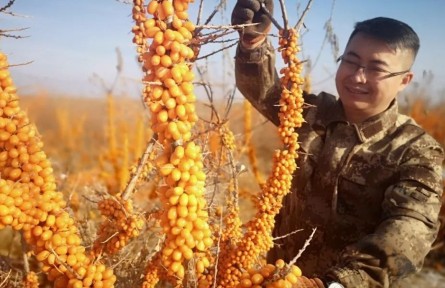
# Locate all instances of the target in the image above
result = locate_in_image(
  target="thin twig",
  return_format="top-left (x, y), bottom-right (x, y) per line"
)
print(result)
top-left (278, 0), bottom-right (289, 31)
top-left (272, 229), bottom-right (304, 241)
top-left (0, 270), bottom-right (12, 287)
top-left (101, 231), bottom-right (120, 244)
top-left (0, 27), bottom-right (29, 33)
top-left (195, 23), bottom-right (258, 30)
top-left (4, 60), bottom-right (34, 69)
top-left (194, 30), bottom-right (236, 46)
top-left (0, 0), bottom-right (15, 13)
top-left (196, 0), bottom-right (205, 25)
top-left (260, 3), bottom-right (283, 31)
top-left (195, 41), bottom-right (237, 60)
top-left (196, 65), bottom-right (220, 123)
top-left (48, 247), bottom-right (82, 279)
top-left (295, 0), bottom-right (314, 32)
top-left (122, 136), bottom-right (157, 200)
top-left (212, 210), bottom-right (224, 288)
top-left (289, 227), bottom-right (317, 266)
top-left (310, 0), bottom-right (337, 69)
top-left (223, 85), bottom-right (236, 120)
top-left (203, 0), bottom-right (227, 26)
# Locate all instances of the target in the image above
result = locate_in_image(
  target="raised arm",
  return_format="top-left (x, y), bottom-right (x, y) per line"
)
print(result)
top-left (235, 40), bottom-right (282, 125)
top-left (231, 0), bottom-right (282, 125)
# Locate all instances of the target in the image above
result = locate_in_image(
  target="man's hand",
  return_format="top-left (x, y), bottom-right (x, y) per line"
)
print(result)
top-left (294, 276), bottom-right (325, 288)
top-left (231, 0), bottom-right (273, 49)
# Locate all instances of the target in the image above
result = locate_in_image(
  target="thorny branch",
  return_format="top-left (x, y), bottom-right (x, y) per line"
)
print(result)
top-left (0, 28), bottom-right (30, 39)
top-left (311, 0), bottom-right (337, 69)
top-left (289, 228), bottom-right (317, 266)
top-left (195, 65), bottom-right (220, 123)
top-left (212, 211), bottom-right (224, 288)
top-left (278, 0), bottom-right (289, 31)
top-left (272, 229), bottom-right (303, 241)
top-left (202, 0), bottom-right (227, 29)
top-left (195, 41), bottom-right (237, 61)
top-left (48, 247), bottom-right (82, 279)
top-left (0, 0), bottom-right (15, 13)
top-left (196, 0), bottom-right (205, 25)
top-left (260, 2), bottom-right (283, 31)
top-left (295, 0), bottom-right (314, 32)
top-left (122, 135), bottom-right (158, 200)
top-left (0, 270), bottom-right (12, 287)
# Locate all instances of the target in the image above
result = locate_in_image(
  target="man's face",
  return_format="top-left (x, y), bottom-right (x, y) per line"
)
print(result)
top-left (335, 32), bottom-right (414, 123)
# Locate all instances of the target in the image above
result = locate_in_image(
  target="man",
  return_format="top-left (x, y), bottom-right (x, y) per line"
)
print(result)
top-left (232, 1), bottom-right (444, 287)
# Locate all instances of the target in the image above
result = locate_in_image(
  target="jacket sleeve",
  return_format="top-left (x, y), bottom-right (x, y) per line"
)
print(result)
top-left (234, 39), bottom-right (282, 125)
top-left (325, 136), bottom-right (444, 288)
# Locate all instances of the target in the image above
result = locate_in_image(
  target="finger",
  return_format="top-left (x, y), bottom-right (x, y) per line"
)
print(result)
top-left (231, 7), bottom-right (255, 25)
top-left (294, 276), bottom-right (316, 288)
top-left (236, 0), bottom-right (261, 12)
top-left (313, 278), bottom-right (326, 288)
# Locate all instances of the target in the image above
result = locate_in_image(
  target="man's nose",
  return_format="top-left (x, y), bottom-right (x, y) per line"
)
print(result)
top-left (351, 66), bottom-right (367, 83)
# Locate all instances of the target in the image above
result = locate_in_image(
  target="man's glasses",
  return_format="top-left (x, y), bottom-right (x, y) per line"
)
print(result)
top-left (337, 55), bottom-right (410, 81)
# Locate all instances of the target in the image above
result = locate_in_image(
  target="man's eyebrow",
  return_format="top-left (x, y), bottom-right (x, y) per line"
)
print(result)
top-left (344, 51), bottom-right (389, 67)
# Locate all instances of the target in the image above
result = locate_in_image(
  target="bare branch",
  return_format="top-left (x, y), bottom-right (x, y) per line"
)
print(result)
top-left (122, 135), bottom-right (158, 200)
top-left (6, 60), bottom-right (34, 68)
top-left (0, 0), bottom-right (16, 13)
top-left (289, 228), bottom-right (317, 266)
top-left (203, 0), bottom-right (227, 26)
top-left (196, 0), bottom-right (205, 25)
top-left (195, 41), bottom-right (237, 61)
top-left (212, 211), bottom-right (224, 288)
top-left (48, 247), bottom-right (82, 279)
top-left (295, 0), bottom-right (314, 32)
top-left (260, 2), bottom-right (283, 31)
top-left (272, 229), bottom-right (303, 241)
top-left (0, 270), bottom-right (12, 287)
top-left (278, 0), bottom-right (289, 31)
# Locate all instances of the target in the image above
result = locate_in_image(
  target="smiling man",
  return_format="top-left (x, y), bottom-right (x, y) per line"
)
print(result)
top-left (232, 1), bottom-right (444, 287)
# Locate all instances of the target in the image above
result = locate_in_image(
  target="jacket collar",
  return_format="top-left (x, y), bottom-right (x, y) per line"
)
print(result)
top-left (317, 97), bottom-right (398, 143)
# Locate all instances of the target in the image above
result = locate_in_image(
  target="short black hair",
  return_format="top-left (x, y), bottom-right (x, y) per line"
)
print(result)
top-left (347, 17), bottom-right (420, 59)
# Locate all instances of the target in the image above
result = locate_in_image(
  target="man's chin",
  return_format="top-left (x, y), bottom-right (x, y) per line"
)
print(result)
top-left (340, 97), bottom-right (370, 111)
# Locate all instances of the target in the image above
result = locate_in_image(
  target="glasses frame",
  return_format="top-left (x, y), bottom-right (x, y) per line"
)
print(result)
top-left (337, 55), bottom-right (411, 80)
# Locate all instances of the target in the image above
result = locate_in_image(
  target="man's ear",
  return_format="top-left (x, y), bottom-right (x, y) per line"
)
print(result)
top-left (398, 71), bottom-right (414, 93)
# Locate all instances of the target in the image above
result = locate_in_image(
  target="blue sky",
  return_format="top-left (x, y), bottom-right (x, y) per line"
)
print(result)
top-left (2, 0), bottom-right (444, 101)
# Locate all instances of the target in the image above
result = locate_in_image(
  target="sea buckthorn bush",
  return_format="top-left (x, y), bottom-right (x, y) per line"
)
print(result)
top-left (0, 1), bottom-right (314, 287)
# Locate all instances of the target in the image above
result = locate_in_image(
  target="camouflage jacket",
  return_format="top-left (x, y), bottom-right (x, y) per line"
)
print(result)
top-left (234, 40), bottom-right (444, 288)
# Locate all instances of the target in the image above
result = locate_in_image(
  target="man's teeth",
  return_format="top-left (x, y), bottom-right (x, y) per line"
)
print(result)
top-left (348, 86), bottom-right (368, 94)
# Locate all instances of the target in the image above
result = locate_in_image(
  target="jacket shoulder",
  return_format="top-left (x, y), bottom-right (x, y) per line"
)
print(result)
top-left (395, 114), bottom-right (443, 150)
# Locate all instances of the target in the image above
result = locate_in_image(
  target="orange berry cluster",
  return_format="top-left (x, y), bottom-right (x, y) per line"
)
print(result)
top-left (277, 29), bottom-right (305, 146)
top-left (156, 142), bottom-right (213, 279)
top-left (217, 28), bottom-right (305, 287)
top-left (221, 203), bottom-right (243, 243)
top-left (0, 52), bottom-right (116, 288)
top-left (132, 0), bottom-right (149, 62)
top-left (142, 252), bottom-right (162, 288)
top-left (23, 271), bottom-right (39, 288)
top-left (220, 124), bottom-right (236, 151)
top-left (93, 193), bottom-right (145, 256)
top-left (131, 0), bottom-right (213, 283)
top-left (236, 260), bottom-right (303, 288)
